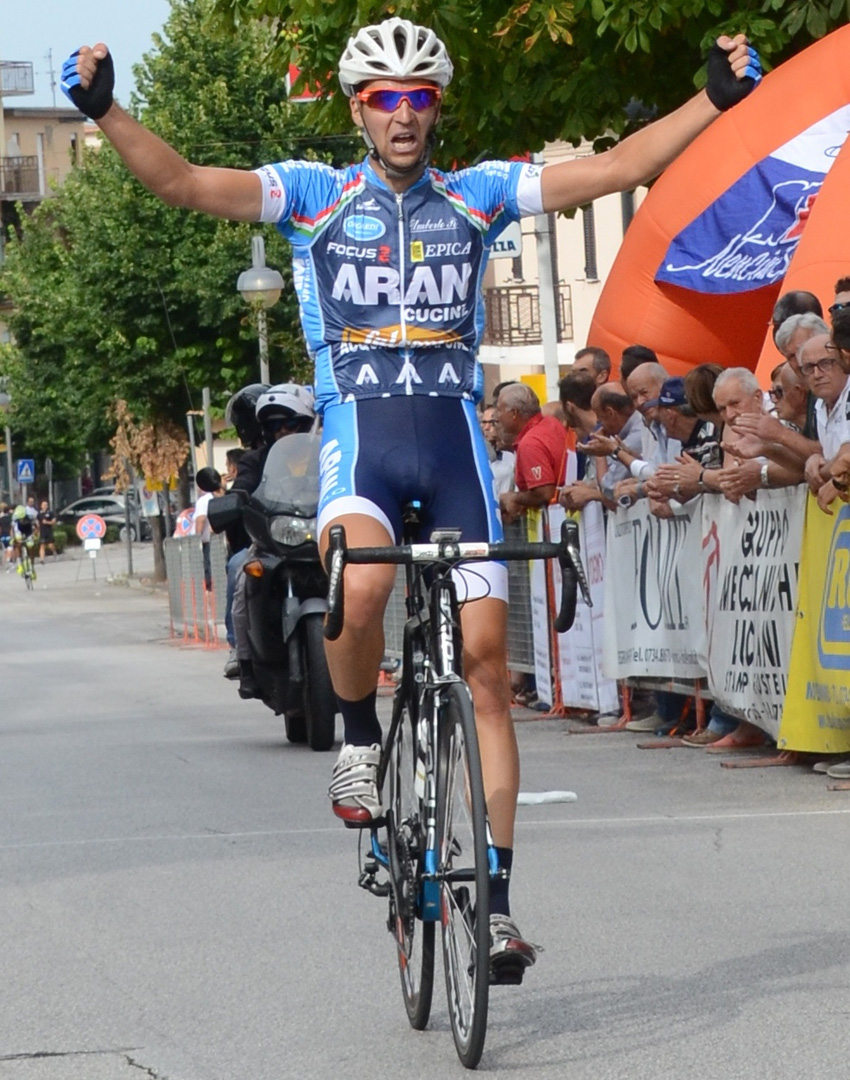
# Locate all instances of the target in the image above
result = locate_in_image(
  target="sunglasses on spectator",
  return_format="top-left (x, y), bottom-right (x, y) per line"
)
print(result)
top-left (356, 85), bottom-right (442, 112)
top-left (800, 356), bottom-right (837, 377)
top-left (829, 302), bottom-right (850, 315)
top-left (768, 386), bottom-right (784, 400)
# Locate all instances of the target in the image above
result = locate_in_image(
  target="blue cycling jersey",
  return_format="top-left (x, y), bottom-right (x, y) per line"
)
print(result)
top-left (255, 156), bottom-right (544, 413)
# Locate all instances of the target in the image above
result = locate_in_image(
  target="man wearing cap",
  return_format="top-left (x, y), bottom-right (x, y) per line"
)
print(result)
top-left (647, 376), bottom-right (722, 505)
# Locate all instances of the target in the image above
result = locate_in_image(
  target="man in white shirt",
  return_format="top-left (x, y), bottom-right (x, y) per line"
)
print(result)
top-left (802, 334), bottom-right (850, 494)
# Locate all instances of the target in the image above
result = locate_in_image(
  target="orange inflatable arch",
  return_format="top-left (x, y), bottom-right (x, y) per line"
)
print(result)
top-left (587, 26), bottom-right (850, 381)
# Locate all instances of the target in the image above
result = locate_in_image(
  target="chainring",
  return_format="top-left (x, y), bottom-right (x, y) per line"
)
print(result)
top-left (388, 815), bottom-right (421, 954)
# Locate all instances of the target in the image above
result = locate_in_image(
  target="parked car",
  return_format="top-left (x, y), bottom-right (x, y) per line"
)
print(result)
top-left (56, 495), bottom-right (152, 542)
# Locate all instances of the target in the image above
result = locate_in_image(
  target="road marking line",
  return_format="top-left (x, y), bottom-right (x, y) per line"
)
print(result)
top-left (1, 806), bottom-right (849, 852)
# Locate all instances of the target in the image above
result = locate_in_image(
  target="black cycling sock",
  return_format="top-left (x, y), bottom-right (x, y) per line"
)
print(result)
top-left (338, 689), bottom-right (382, 747)
top-left (490, 846), bottom-right (513, 917)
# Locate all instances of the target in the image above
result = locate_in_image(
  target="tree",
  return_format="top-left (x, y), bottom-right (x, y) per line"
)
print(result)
top-left (211, 0), bottom-right (849, 163)
top-left (0, 0), bottom-right (358, 476)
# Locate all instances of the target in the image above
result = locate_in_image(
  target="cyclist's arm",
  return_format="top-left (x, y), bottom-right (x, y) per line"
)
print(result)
top-left (77, 47), bottom-right (262, 221)
top-left (541, 35), bottom-right (751, 214)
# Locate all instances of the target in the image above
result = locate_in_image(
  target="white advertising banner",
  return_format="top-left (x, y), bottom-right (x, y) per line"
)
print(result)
top-left (603, 500), bottom-right (706, 680)
top-left (528, 504), bottom-right (618, 713)
top-left (700, 488), bottom-right (804, 737)
top-left (527, 510), bottom-right (553, 707)
top-left (550, 503), bottom-right (619, 713)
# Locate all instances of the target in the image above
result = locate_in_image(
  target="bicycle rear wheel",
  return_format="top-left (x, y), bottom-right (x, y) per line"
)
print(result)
top-left (436, 681), bottom-right (490, 1069)
top-left (386, 697), bottom-right (435, 1030)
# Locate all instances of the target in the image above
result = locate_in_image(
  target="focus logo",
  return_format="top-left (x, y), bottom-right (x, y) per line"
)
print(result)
top-left (818, 505), bottom-right (850, 670)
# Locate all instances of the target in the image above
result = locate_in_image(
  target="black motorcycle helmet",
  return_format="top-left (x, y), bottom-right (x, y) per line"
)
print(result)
top-left (225, 383), bottom-right (270, 448)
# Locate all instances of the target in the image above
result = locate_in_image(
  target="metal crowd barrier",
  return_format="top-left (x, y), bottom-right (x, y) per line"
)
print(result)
top-left (381, 517), bottom-right (534, 674)
top-left (164, 526), bottom-right (536, 672)
top-left (164, 535), bottom-right (227, 645)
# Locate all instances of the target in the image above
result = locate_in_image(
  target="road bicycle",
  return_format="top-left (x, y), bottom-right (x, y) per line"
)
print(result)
top-left (16, 535), bottom-right (37, 590)
top-left (324, 507), bottom-right (590, 1068)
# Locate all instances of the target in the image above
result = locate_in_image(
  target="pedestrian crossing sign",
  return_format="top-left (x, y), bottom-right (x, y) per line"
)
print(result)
top-left (16, 459), bottom-right (35, 485)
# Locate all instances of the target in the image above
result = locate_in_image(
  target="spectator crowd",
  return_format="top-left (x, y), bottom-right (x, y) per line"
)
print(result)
top-left (481, 281), bottom-right (850, 780)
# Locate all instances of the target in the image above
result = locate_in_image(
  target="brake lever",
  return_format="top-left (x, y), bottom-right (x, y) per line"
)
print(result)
top-left (561, 519), bottom-right (593, 608)
top-left (324, 524), bottom-right (347, 641)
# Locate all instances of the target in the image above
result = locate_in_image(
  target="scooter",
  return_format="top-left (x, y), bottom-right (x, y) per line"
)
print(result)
top-left (210, 433), bottom-right (337, 751)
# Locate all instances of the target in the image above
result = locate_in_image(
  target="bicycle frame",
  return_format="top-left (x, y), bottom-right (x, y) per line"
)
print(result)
top-left (366, 560), bottom-right (473, 922)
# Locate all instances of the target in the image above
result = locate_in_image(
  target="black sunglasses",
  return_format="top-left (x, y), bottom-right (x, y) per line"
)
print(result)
top-left (829, 301), bottom-right (850, 316)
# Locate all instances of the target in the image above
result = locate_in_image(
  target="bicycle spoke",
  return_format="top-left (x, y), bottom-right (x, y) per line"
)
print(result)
top-left (386, 697), bottom-right (434, 1029)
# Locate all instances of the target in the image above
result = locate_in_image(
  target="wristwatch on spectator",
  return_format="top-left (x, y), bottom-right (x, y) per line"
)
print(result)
top-left (611, 445), bottom-right (621, 461)
top-left (760, 462), bottom-right (770, 488)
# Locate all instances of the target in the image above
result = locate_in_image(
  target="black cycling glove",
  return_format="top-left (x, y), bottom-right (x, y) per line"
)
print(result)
top-left (705, 42), bottom-right (762, 112)
top-left (60, 49), bottom-right (115, 120)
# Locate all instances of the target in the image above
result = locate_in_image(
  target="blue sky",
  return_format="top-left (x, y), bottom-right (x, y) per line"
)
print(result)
top-left (2, 1), bottom-right (172, 109)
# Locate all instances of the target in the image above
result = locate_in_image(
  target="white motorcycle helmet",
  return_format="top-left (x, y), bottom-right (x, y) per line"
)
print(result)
top-left (255, 383), bottom-right (316, 442)
top-left (338, 17), bottom-right (453, 98)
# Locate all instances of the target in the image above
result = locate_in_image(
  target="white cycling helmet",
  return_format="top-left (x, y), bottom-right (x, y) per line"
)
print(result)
top-left (339, 17), bottom-right (453, 97)
top-left (255, 383), bottom-right (316, 423)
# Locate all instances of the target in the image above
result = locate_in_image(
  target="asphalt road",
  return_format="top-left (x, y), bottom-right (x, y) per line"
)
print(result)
top-left (2, 545), bottom-right (850, 1080)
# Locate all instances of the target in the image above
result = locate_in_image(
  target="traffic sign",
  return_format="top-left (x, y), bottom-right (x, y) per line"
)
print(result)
top-left (16, 458), bottom-right (35, 485)
top-left (76, 514), bottom-right (107, 541)
top-left (490, 220), bottom-right (523, 259)
top-left (174, 508), bottom-right (194, 537)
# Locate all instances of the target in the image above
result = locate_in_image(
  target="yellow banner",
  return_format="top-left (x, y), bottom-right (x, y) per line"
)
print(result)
top-left (779, 494), bottom-right (850, 753)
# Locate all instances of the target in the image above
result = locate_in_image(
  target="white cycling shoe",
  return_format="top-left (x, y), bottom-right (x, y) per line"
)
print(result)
top-left (329, 743), bottom-right (383, 826)
top-left (489, 914), bottom-right (541, 985)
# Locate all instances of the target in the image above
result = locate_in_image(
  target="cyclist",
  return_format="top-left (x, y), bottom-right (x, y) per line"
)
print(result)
top-left (62, 20), bottom-right (760, 976)
top-left (11, 503), bottom-right (36, 572)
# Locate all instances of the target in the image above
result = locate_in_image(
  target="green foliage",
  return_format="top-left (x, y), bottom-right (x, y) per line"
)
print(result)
top-left (210, 0), bottom-right (847, 161)
top-left (52, 524), bottom-right (69, 554)
top-left (0, 0), bottom-right (356, 471)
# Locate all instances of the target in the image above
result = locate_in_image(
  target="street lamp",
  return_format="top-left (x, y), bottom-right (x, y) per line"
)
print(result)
top-left (0, 384), bottom-right (13, 503)
top-left (237, 235), bottom-right (284, 385)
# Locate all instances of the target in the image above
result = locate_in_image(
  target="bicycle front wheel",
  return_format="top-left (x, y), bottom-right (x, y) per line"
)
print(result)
top-left (386, 697), bottom-right (435, 1030)
top-left (437, 681), bottom-right (490, 1069)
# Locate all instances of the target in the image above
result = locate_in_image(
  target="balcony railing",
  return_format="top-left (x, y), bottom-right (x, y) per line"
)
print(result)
top-left (483, 283), bottom-right (573, 346)
top-left (1, 156), bottom-right (41, 200)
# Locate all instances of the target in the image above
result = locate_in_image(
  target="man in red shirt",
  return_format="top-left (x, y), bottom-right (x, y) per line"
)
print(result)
top-left (496, 382), bottom-right (569, 522)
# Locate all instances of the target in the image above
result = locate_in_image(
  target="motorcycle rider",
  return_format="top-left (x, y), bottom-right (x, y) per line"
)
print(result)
top-left (221, 382), bottom-right (268, 677)
top-left (62, 18), bottom-right (760, 977)
top-left (229, 383), bottom-right (316, 698)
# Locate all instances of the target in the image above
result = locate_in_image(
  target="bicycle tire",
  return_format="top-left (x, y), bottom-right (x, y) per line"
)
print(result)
top-left (22, 549), bottom-right (35, 590)
top-left (436, 680), bottom-right (490, 1069)
top-left (386, 697), bottom-right (435, 1029)
top-left (302, 613), bottom-right (337, 752)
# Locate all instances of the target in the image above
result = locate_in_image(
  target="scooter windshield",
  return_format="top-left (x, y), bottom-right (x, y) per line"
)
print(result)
top-left (254, 433), bottom-right (321, 516)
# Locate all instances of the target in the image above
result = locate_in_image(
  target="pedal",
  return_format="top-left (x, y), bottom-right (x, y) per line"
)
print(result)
top-left (358, 857), bottom-right (390, 897)
top-left (489, 958), bottom-right (526, 986)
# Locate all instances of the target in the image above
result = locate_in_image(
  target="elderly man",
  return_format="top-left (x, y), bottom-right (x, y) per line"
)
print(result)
top-left (715, 368), bottom-right (803, 501)
top-left (497, 382), bottom-right (569, 522)
top-left (481, 405), bottom-right (516, 497)
top-left (800, 333), bottom-right (850, 497)
top-left (751, 313), bottom-right (831, 457)
top-left (562, 382), bottom-right (644, 509)
top-left (590, 362), bottom-right (680, 506)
